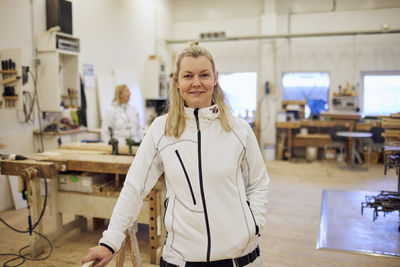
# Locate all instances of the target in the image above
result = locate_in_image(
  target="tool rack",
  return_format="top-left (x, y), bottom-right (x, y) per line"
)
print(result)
top-left (0, 48), bottom-right (22, 109)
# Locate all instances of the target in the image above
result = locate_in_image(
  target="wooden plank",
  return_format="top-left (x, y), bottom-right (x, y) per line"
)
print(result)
top-left (148, 189), bottom-right (158, 264)
top-left (355, 122), bottom-right (382, 131)
top-left (382, 119), bottom-right (400, 129)
top-left (60, 142), bottom-right (139, 155)
top-left (67, 159), bottom-right (131, 174)
top-left (296, 134), bottom-right (331, 139)
top-left (320, 113), bottom-right (361, 121)
top-left (299, 121), bottom-right (338, 127)
top-left (390, 112), bottom-right (400, 118)
top-left (293, 134), bottom-right (332, 148)
top-left (0, 160), bottom-right (57, 178)
top-left (28, 151), bottom-right (134, 174)
top-left (275, 122), bottom-right (301, 129)
top-left (276, 132), bottom-right (285, 160)
top-left (282, 100), bottom-right (306, 105)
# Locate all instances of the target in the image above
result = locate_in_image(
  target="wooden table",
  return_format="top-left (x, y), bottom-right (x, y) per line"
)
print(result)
top-left (0, 145), bottom-right (164, 264)
top-left (293, 133), bottom-right (332, 148)
top-left (275, 121), bottom-right (338, 159)
top-left (60, 141), bottom-right (139, 155)
top-left (337, 131), bottom-right (373, 168)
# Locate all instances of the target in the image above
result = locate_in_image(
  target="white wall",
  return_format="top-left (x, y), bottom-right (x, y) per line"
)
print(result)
top-left (168, 1), bottom-right (400, 148)
top-left (0, 0), bottom-right (38, 212)
top-left (0, 0), bottom-right (171, 212)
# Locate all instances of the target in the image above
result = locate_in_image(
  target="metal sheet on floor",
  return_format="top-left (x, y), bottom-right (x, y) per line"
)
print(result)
top-left (317, 189), bottom-right (400, 257)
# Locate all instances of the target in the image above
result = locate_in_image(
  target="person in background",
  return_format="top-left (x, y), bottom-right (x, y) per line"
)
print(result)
top-left (101, 84), bottom-right (143, 144)
top-left (82, 42), bottom-right (269, 267)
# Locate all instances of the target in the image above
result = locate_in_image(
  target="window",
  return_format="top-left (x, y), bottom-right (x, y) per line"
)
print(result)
top-left (282, 72), bottom-right (329, 118)
top-left (218, 72), bottom-right (257, 121)
top-left (362, 72), bottom-right (400, 116)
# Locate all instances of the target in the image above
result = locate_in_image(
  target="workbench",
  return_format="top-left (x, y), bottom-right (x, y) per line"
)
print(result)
top-left (0, 143), bottom-right (164, 264)
top-left (275, 120), bottom-right (365, 160)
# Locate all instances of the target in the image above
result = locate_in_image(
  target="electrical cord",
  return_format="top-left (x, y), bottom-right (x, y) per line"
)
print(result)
top-left (22, 91), bottom-right (35, 124)
top-left (29, 70), bottom-right (44, 152)
top-left (0, 231), bottom-right (53, 267)
top-left (0, 167), bottom-right (53, 267)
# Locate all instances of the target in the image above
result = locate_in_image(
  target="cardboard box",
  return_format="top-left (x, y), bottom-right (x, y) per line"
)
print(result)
top-left (364, 151), bottom-right (380, 165)
top-left (59, 172), bottom-right (107, 193)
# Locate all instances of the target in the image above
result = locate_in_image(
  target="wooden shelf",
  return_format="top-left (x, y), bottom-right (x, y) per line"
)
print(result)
top-left (1, 76), bottom-right (20, 85)
top-left (61, 94), bottom-right (78, 98)
top-left (0, 49), bottom-right (23, 110)
top-left (33, 127), bottom-right (88, 136)
top-left (2, 96), bottom-right (18, 101)
top-left (0, 70), bottom-right (17, 74)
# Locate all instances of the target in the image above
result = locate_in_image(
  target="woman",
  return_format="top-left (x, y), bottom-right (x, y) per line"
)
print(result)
top-left (101, 84), bottom-right (143, 144)
top-left (82, 42), bottom-right (269, 267)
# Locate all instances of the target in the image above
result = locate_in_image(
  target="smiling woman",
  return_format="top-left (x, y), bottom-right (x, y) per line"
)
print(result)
top-left (176, 56), bottom-right (217, 108)
top-left (82, 42), bottom-right (269, 267)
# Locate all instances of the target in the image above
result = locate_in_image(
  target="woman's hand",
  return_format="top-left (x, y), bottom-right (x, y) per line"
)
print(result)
top-left (81, 245), bottom-right (113, 267)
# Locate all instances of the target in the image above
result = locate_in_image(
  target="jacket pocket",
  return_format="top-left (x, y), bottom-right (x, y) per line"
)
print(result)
top-left (175, 150), bottom-right (196, 205)
top-left (247, 201), bottom-right (259, 236)
top-left (163, 197), bottom-right (169, 225)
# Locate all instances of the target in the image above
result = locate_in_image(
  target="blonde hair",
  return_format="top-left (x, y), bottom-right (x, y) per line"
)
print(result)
top-left (113, 84), bottom-right (129, 104)
top-left (165, 42), bottom-right (231, 138)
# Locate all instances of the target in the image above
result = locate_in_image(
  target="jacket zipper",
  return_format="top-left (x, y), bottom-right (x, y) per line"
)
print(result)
top-left (247, 201), bottom-right (259, 235)
top-left (175, 150), bottom-right (196, 205)
top-left (194, 108), bottom-right (212, 262)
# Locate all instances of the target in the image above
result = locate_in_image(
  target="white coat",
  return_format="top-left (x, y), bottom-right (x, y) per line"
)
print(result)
top-left (101, 102), bottom-right (143, 144)
top-left (100, 105), bottom-right (269, 265)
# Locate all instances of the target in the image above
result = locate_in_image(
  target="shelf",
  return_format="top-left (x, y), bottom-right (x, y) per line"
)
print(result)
top-left (57, 49), bottom-right (79, 56)
top-left (33, 127), bottom-right (88, 136)
top-left (0, 48), bottom-right (22, 110)
top-left (37, 32), bottom-right (80, 111)
top-left (37, 31), bottom-right (80, 53)
top-left (1, 76), bottom-right (20, 85)
top-left (332, 95), bottom-right (357, 98)
top-left (2, 96), bottom-right (18, 100)
top-left (0, 70), bottom-right (17, 75)
top-left (61, 94), bottom-right (78, 98)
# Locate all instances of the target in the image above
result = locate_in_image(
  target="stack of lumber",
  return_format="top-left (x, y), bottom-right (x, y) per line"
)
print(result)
top-left (382, 112), bottom-right (400, 145)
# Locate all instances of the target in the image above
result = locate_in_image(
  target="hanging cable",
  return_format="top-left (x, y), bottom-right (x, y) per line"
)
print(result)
top-left (21, 91), bottom-right (35, 124)
top-left (0, 167), bottom-right (53, 267)
top-left (28, 70), bottom-right (44, 152)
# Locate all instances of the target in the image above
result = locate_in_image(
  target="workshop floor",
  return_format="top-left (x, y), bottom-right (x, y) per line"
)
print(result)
top-left (1, 160), bottom-right (399, 266)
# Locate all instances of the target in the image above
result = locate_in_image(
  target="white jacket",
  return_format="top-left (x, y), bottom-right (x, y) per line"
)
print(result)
top-left (100, 105), bottom-right (269, 263)
top-left (101, 102), bottom-right (143, 144)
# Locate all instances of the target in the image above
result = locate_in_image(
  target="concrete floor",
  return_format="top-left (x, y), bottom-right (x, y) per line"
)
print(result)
top-left (1, 160), bottom-right (399, 266)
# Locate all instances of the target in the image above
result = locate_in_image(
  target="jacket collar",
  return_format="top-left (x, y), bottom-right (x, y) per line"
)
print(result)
top-left (184, 104), bottom-right (220, 122)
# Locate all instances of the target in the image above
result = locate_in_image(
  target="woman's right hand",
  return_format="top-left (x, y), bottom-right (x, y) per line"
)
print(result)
top-left (81, 245), bottom-right (113, 267)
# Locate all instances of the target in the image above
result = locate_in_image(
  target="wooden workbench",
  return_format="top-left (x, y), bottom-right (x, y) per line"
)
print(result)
top-left (275, 120), bottom-right (369, 160)
top-left (0, 144), bottom-right (164, 264)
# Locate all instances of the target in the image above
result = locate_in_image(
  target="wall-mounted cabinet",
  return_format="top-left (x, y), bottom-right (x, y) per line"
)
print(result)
top-left (0, 48), bottom-right (23, 110)
top-left (37, 31), bottom-right (80, 111)
top-left (143, 55), bottom-right (168, 99)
